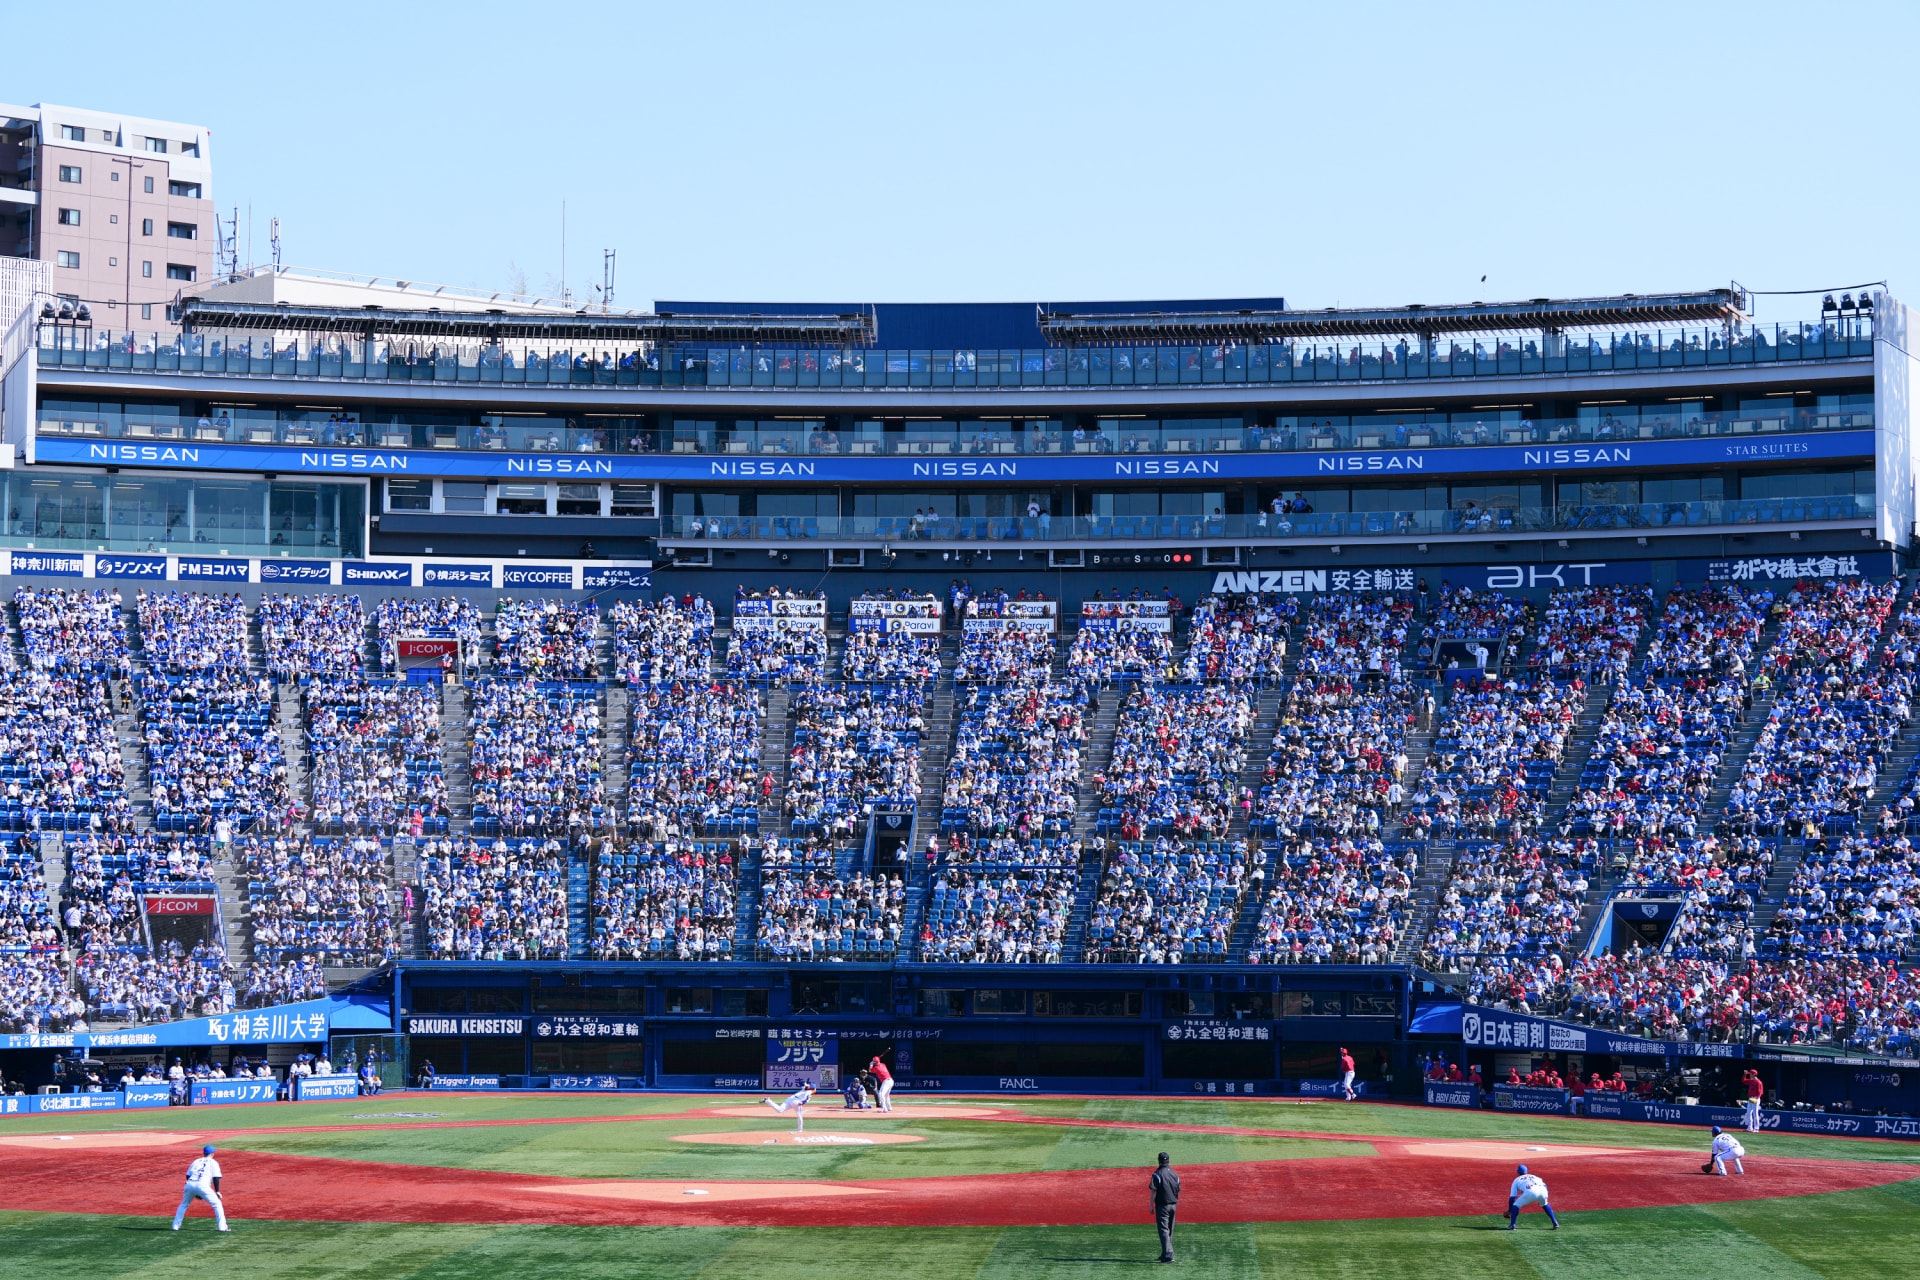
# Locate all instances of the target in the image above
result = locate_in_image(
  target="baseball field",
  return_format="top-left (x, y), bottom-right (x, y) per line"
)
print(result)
top-left (3, 1092), bottom-right (1917, 1278)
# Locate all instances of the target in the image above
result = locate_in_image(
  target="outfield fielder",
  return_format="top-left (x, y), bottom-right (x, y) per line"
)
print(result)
top-left (1506, 1165), bottom-right (1560, 1231)
top-left (763, 1082), bottom-right (816, 1133)
top-left (171, 1144), bottom-right (230, 1232)
top-left (1705, 1126), bottom-right (1747, 1175)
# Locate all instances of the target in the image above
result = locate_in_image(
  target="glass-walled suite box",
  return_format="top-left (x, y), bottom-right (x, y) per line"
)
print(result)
top-left (0, 472), bottom-right (366, 558)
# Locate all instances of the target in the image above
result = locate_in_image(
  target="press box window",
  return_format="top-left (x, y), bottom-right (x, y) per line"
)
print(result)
top-left (556, 483), bottom-right (603, 516)
top-left (385, 480), bottom-right (433, 512)
top-left (610, 483), bottom-right (655, 517)
top-left (166, 264), bottom-right (195, 281)
top-left (57, 165), bottom-right (81, 183)
top-left (495, 483), bottom-right (548, 515)
top-left (56, 208), bottom-right (80, 226)
top-left (442, 482), bottom-right (486, 513)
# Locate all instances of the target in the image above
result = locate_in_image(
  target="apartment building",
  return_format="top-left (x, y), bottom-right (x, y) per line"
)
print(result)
top-left (0, 101), bottom-right (213, 324)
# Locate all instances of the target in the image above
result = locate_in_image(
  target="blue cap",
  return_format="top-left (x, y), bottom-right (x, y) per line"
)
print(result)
top-left (1516, 1164), bottom-right (1527, 1174)
top-left (203, 1144), bottom-right (216, 1155)
top-left (1711, 1126), bottom-right (1722, 1135)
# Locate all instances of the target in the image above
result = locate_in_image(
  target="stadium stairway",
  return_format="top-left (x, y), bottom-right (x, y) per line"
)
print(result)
top-left (1747, 839), bottom-right (1813, 938)
top-left (36, 833), bottom-right (69, 959)
top-left (1227, 683), bottom-right (1287, 843)
top-left (1061, 843), bottom-right (1107, 961)
top-left (440, 681), bottom-right (474, 835)
top-left (112, 598), bottom-right (155, 833)
top-left (566, 854), bottom-right (590, 959)
top-left (759, 684), bottom-right (791, 831)
top-left (1069, 691), bottom-right (1123, 846)
top-left (1391, 840), bottom-right (1457, 965)
top-left (274, 681), bottom-right (310, 828)
top-left (208, 853), bottom-right (253, 970)
top-left (1566, 864), bottom-right (1622, 960)
top-left (600, 684), bottom-right (629, 830)
top-left (392, 838), bottom-right (426, 958)
top-left (1538, 682), bottom-right (1612, 829)
top-left (1702, 685), bottom-right (1780, 824)
top-left (1225, 841), bottom-right (1277, 962)
top-left (907, 669), bottom-right (957, 870)
top-left (732, 840), bottom-right (764, 955)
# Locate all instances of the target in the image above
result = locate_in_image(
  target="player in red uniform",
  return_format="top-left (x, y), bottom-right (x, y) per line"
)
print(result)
top-left (868, 1055), bottom-right (894, 1113)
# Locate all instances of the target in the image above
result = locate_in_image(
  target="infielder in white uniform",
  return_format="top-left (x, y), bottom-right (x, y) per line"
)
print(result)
top-left (171, 1144), bottom-right (230, 1232)
top-left (763, 1083), bottom-right (815, 1132)
top-left (1704, 1126), bottom-right (1747, 1175)
top-left (1505, 1165), bottom-right (1560, 1230)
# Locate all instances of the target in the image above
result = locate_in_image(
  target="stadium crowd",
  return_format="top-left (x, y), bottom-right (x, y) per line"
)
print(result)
top-left (421, 836), bottom-right (571, 960)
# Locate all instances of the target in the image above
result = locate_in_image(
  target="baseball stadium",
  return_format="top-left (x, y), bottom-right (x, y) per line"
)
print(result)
top-left (0, 275), bottom-right (1915, 1275)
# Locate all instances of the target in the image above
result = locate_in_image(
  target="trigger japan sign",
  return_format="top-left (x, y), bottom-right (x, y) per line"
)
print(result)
top-left (766, 1034), bottom-right (839, 1091)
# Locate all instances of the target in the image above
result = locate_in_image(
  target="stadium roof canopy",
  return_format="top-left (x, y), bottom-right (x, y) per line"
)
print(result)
top-left (174, 299), bottom-right (877, 345)
top-left (1036, 290), bottom-right (1748, 346)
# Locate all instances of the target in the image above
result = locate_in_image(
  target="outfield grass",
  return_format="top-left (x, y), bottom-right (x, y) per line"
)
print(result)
top-left (4, 1095), bottom-right (1916, 1277)
top-left (5, 1181), bottom-right (1919, 1280)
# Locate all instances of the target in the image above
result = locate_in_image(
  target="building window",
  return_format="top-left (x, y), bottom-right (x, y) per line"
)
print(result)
top-left (180, 141), bottom-right (200, 157)
top-left (610, 483), bottom-right (656, 517)
top-left (166, 222), bottom-right (197, 240)
top-left (557, 483), bottom-right (604, 516)
top-left (108, 257), bottom-right (117, 267)
top-left (168, 180), bottom-right (201, 199)
top-left (60, 124), bottom-right (85, 142)
top-left (494, 483), bottom-right (549, 516)
top-left (442, 482), bottom-right (487, 513)
top-left (386, 480), bottom-right (434, 512)
top-left (166, 264), bottom-right (195, 281)
top-left (141, 218), bottom-right (153, 236)
top-left (57, 165), bottom-right (81, 183)
top-left (55, 251), bottom-right (79, 269)
top-left (142, 261), bottom-right (152, 278)
top-left (145, 137), bottom-right (167, 154)
top-left (140, 304), bottom-right (152, 320)
top-left (56, 208), bottom-right (80, 226)
top-left (143, 176), bottom-right (154, 193)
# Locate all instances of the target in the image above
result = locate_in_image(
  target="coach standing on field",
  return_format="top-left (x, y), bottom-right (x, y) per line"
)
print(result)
top-left (1150, 1151), bottom-right (1181, 1263)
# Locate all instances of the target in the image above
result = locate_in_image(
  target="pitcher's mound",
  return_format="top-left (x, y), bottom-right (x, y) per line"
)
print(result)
top-left (0, 1132), bottom-right (202, 1150)
top-left (705, 1104), bottom-right (1002, 1120)
top-left (676, 1131), bottom-right (927, 1146)
top-left (1400, 1141), bottom-right (1642, 1161)
top-left (525, 1180), bottom-right (887, 1204)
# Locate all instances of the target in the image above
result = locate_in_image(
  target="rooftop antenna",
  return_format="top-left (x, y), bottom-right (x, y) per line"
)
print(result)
top-left (218, 205), bottom-right (239, 280)
top-left (560, 200), bottom-right (568, 308)
top-left (269, 217), bottom-right (282, 272)
top-left (595, 249), bottom-right (617, 313)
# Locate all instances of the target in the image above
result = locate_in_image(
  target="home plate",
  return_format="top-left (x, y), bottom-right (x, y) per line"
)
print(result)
top-left (526, 1180), bottom-right (887, 1204)
top-left (0, 1132), bottom-right (203, 1150)
top-left (675, 1131), bottom-right (926, 1146)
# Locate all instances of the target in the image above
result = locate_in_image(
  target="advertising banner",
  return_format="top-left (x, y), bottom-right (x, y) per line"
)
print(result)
top-left (190, 1079), bottom-right (280, 1106)
top-left (3, 550), bottom-right (87, 577)
top-left (175, 557), bottom-right (251, 582)
top-left (121, 1081), bottom-right (173, 1109)
top-left (93, 554), bottom-right (169, 580)
top-left (422, 563), bottom-right (494, 587)
top-left (144, 894), bottom-right (217, 917)
top-left (257, 559), bottom-right (335, 584)
top-left (1579, 1095), bottom-right (1920, 1140)
top-left (1679, 550), bottom-right (1893, 585)
top-left (342, 562), bottom-right (414, 585)
top-left (766, 1034), bottom-right (838, 1091)
top-left (1459, 1006), bottom-right (1732, 1060)
top-left (501, 564), bottom-right (577, 590)
top-left (3, 997), bottom-right (336, 1051)
top-left (293, 1074), bottom-right (361, 1101)
top-left (1492, 1085), bottom-right (1570, 1115)
top-left (395, 638), bottom-right (461, 662)
top-left (1424, 1081), bottom-right (1482, 1109)
top-left (427, 1075), bottom-right (500, 1090)
top-left (533, 1015), bottom-right (642, 1039)
top-left (35, 428), bottom-right (1875, 485)
top-left (406, 1015), bottom-right (527, 1037)
top-left (581, 565), bottom-right (651, 592)
top-left (549, 1074), bottom-right (623, 1091)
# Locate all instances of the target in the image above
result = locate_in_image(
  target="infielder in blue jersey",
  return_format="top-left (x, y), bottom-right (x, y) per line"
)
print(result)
top-left (172, 1144), bottom-right (230, 1232)
top-left (1506, 1165), bottom-right (1560, 1230)
top-left (1704, 1126), bottom-right (1747, 1175)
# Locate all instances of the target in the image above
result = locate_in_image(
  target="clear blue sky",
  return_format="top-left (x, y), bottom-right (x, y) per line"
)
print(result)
top-left (13, 2), bottom-right (1917, 319)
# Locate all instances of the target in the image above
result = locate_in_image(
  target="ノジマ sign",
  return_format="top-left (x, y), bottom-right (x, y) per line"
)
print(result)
top-left (767, 1034), bottom-right (838, 1091)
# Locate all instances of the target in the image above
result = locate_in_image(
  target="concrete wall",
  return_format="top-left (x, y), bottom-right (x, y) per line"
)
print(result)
top-left (1877, 292), bottom-right (1917, 547)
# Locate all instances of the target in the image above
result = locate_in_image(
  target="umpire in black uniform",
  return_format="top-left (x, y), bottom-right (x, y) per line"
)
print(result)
top-left (1150, 1151), bottom-right (1181, 1262)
